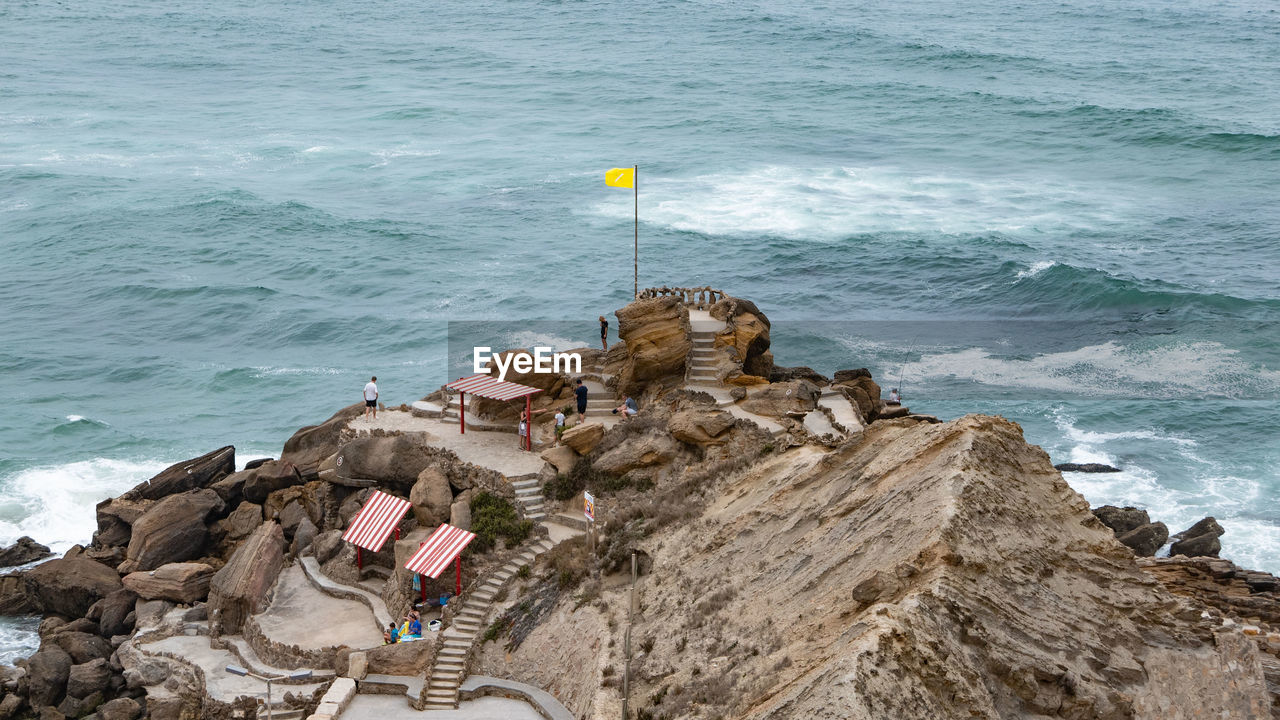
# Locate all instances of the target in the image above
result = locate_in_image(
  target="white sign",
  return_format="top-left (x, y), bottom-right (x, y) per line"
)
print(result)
top-left (473, 346), bottom-right (582, 381)
top-left (583, 491), bottom-right (595, 523)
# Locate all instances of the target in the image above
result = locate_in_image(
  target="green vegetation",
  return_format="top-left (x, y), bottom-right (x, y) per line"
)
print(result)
top-left (469, 491), bottom-right (533, 553)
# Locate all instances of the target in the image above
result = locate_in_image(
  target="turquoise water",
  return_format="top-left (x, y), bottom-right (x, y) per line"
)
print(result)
top-left (2, 0), bottom-right (1278, 652)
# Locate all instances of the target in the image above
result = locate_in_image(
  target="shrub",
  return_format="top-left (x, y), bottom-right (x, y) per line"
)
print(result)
top-left (470, 491), bottom-right (533, 553)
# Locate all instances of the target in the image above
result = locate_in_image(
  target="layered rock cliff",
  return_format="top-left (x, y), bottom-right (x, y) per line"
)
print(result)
top-left (478, 415), bottom-right (1272, 719)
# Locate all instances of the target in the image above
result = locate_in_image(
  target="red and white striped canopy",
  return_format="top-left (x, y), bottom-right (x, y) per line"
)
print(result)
top-left (342, 491), bottom-right (411, 552)
top-left (447, 374), bottom-right (542, 401)
top-left (404, 524), bottom-right (477, 578)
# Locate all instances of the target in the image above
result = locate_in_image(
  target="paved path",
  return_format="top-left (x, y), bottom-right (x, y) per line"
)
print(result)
top-left (300, 556), bottom-right (394, 632)
top-left (257, 564), bottom-right (384, 650)
top-left (341, 694), bottom-right (542, 720)
top-left (353, 410), bottom-right (545, 477)
top-left (142, 635), bottom-right (326, 703)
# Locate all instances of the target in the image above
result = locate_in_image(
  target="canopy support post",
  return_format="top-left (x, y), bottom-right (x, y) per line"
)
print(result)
top-left (455, 556), bottom-right (462, 597)
top-left (524, 395), bottom-right (532, 451)
top-left (459, 392), bottom-right (465, 434)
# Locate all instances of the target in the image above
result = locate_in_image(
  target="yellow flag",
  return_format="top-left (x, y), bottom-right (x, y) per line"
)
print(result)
top-left (605, 167), bottom-right (634, 188)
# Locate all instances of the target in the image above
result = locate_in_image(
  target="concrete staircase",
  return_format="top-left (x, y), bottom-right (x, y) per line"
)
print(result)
top-left (512, 476), bottom-right (545, 522)
top-left (420, 535), bottom-right (556, 710)
top-left (687, 330), bottom-right (718, 384)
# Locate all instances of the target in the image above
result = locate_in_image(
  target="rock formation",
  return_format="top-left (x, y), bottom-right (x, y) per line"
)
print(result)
top-left (615, 296), bottom-right (691, 396)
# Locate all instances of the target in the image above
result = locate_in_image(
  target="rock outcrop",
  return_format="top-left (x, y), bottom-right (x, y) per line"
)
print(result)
top-left (118, 446), bottom-right (235, 502)
top-left (0, 536), bottom-right (53, 567)
top-left (709, 296), bottom-right (773, 381)
top-left (23, 555), bottom-right (123, 619)
top-left (615, 296), bottom-right (691, 396)
top-left (121, 562), bottom-right (215, 603)
top-left (483, 415), bottom-right (1272, 719)
top-left (1170, 516), bottom-right (1225, 558)
top-left (119, 488), bottom-right (224, 572)
top-left (208, 522), bottom-right (285, 635)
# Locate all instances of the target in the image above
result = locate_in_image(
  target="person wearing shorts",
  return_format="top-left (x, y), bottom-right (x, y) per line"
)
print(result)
top-left (554, 410), bottom-right (566, 445)
top-left (575, 379), bottom-right (588, 423)
top-left (363, 376), bottom-right (379, 421)
top-left (600, 315), bottom-right (609, 351)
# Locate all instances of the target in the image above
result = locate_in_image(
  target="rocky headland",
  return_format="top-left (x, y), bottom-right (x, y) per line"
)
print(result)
top-left (0, 289), bottom-right (1277, 720)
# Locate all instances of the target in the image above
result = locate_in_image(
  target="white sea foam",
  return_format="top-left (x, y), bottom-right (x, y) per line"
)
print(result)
top-left (1016, 260), bottom-right (1057, 279)
top-left (900, 340), bottom-right (1280, 399)
top-left (0, 458), bottom-right (168, 553)
top-left (503, 330), bottom-right (587, 353)
top-left (590, 165), bottom-right (1134, 239)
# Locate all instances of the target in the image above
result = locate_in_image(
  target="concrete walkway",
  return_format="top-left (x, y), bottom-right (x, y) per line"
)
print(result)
top-left (261, 564), bottom-right (385, 651)
top-left (142, 634), bottom-right (326, 703)
top-left (341, 694), bottom-right (542, 720)
top-left (352, 411), bottom-right (546, 477)
top-left (300, 556), bottom-right (394, 632)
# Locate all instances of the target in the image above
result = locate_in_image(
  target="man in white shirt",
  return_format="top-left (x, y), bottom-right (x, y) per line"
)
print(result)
top-left (553, 409), bottom-right (566, 446)
top-left (363, 376), bottom-right (379, 421)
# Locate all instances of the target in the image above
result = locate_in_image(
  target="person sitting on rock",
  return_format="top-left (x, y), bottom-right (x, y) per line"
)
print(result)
top-left (407, 610), bottom-right (422, 636)
top-left (613, 395), bottom-right (638, 419)
top-left (887, 388), bottom-right (901, 406)
top-left (384, 622), bottom-right (399, 644)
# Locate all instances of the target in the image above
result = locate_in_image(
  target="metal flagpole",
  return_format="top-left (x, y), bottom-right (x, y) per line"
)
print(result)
top-left (633, 164), bottom-right (638, 299)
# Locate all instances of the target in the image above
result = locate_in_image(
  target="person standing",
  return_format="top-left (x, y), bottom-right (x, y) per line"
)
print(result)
top-left (554, 408), bottom-right (567, 445)
top-left (599, 315), bottom-right (609, 351)
top-left (575, 379), bottom-right (589, 424)
top-left (363, 376), bottom-right (379, 421)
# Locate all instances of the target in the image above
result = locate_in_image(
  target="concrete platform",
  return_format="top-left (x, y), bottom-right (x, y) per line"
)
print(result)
top-left (141, 634), bottom-right (326, 703)
top-left (256, 565), bottom-right (384, 651)
top-left (352, 410), bottom-right (546, 477)
top-left (688, 309), bottom-right (727, 333)
top-left (341, 694), bottom-right (542, 719)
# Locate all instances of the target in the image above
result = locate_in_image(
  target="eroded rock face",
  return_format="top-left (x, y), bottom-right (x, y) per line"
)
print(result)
top-left (1093, 505), bottom-right (1151, 536)
top-left (23, 556), bottom-right (123, 619)
top-left (593, 433), bottom-right (680, 476)
top-left (335, 435), bottom-right (438, 492)
top-left (488, 415), bottom-right (1272, 719)
top-left (1118, 522), bottom-right (1169, 557)
top-left (208, 522), bottom-right (285, 635)
top-left (709, 296), bottom-right (773, 380)
top-left (120, 489), bottom-right (223, 573)
top-left (615, 296), bottom-right (691, 397)
top-left (833, 369), bottom-right (882, 421)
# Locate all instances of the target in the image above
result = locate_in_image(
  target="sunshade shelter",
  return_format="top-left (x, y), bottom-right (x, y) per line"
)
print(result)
top-left (405, 523), bottom-right (477, 598)
top-left (446, 373), bottom-right (543, 450)
top-left (342, 490), bottom-right (411, 570)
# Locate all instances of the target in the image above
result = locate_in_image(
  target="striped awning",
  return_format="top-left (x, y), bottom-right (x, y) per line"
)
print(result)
top-left (447, 374), bottom-right (542, 401)
top-left (342, 491), bottom-right (412, 552)
top-left (404, 524), bottom-right (477, 578)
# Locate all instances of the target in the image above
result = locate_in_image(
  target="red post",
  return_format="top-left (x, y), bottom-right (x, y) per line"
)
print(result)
top-left (455, 555), bottom-right (462, 597)
top-left (418, 542), bottom-right (427, 605)
top-left (395, 527), bottom-right (400, 541)
top-left (356, 547), bottom-right (362, 570)
top-left (459, 392), bottom-right (465, 434)
top-left (524, 395), bottom-right (532, 451)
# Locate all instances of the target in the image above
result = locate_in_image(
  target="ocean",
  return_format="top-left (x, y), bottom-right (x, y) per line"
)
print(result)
top-left (2, 0), bottom-right (1277, 660)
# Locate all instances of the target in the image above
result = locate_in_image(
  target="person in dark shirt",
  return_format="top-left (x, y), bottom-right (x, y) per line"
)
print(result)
top-left (575, 379), bottom-right (589, 424)
top-left (600, 315), bottom-right (609, 351)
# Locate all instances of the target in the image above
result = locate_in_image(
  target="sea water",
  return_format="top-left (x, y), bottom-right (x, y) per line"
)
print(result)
top-left (2, 0), bottom-right (1278, 658)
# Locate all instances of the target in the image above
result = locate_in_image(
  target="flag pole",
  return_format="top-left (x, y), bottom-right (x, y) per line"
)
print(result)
top-left (633, 164), bottom-right (638, 299)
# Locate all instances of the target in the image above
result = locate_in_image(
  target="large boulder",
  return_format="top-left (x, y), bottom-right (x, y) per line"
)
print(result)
top-left (120, 489), bottom-right (223, 573)
top-left (280, 404), bottom-right (364, 476)
top-left (1093, 505), bottom-right (1151, 536)
top-left (91, 588), bottom-right (138, 638)
top-left (334, 435), bottom-right (436, 491)
top-left (833, 369), bottom-right (882, 421)
top-left (1170, 516), bottom-right (1225, 558)
top-left (709, 296), bottom-right (773, 379)
top-left (208, 522), bottom-right (285, 635)
top-left (92, 498), bottom-right (154, 549)
top-left (561, 424), bottom-right (604, 455)
top-left (1117, 522), bottom-right (1169, 557)
top-left (0, 573), bottom-right (33, 614)
top-left (65, 658), bottom-right (110, 699)
top-left (0, 536), bottom-right (53, 567)
top-left (121, 562), bottom-right (215, 604)
top-left (242, 460), bottom-right (303, 504)
top-left (96, 697), bottom-right (142, 720)
top-left (594, 433), bottom-right (680, 476)
top-left (24, 556), bottom-right (123, 619)
top-left (540, 445), bottom-right (578, 475)
top-left (410, 468), bottom-right (453, 528)
top-left (769, 365), bottom-right (828, 384)
top-left (48, 632), bottom-right (112, 664)
top-left (120, 446), bottom-right (235, 502)
top-left (26, 646), bottom-right (72, 707)
top-left (217, 501), bottom-right (263, 543)
top-left (615, 296), bottom-right (691, 397)
top-left (739, 381), bottom-right (821, 418)
top-left (668, 408), bottom-right (736, 446)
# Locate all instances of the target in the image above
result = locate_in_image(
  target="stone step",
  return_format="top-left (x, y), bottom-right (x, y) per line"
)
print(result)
top-left (438, 647), bottom-right (467, 658)
top-left (511, 479), bottom-right (539, 489)
top-left (359, 673), bottom-right (425, 698)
